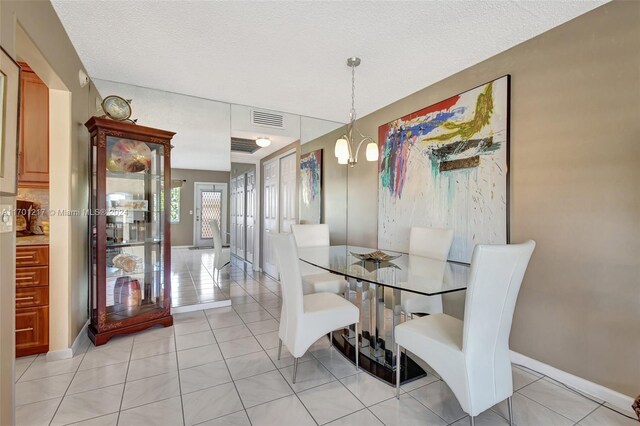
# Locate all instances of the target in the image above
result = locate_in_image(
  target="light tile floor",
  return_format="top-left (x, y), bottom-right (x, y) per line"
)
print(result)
top-left (170, 248), bottom-right (231, 307)
top-left (14, 258), bottom-right (637, 426)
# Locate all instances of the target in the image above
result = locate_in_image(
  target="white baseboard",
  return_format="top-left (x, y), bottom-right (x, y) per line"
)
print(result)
top-left (172, 299), bottom-right (231, 314)
top-left (510, 350), bottom-right (635, 416)
top-left (46, 320), bottom-right (89, 361)
top-left (45, 347), bottom-right (72, 361)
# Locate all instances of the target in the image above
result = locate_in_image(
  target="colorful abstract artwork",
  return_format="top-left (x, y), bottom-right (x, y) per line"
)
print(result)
top-left (300, 149), bottom-right (322, 224)
top-left (378, 76), bottom-right (510, 263)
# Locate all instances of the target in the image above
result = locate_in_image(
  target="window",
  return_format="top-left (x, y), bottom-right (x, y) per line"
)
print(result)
top-left (170, 187), bottom-right (181, 224)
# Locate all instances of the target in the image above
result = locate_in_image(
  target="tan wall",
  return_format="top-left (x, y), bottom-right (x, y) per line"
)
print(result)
top-left (0, 0), bottom-right (94, 422)
top-left (300, 131), bottom-right (348, 245)
top-left (170, 168), bottom-right (231, 246)
top-left (307, 1), bottom-right (640, 396)
top-left (231, 162), bottom-right (256, 180)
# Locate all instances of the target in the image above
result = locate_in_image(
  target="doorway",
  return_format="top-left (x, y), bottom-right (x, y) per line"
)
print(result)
top-left (262, 151), bottom-right (297, 279)
top-left (245, 170), bottom-right (256, 264)
top-left (193, 182), bottom-right (227, 248)
top-left (230, 170), bottom-right (257, 264)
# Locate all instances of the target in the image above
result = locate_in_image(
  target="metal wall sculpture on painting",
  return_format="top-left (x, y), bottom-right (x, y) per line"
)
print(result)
top-left (378, 76), bottom-right (510, 263)
top-left (299, 149), bottom-right (322, 224)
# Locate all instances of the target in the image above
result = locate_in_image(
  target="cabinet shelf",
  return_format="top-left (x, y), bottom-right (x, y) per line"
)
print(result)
top-left (106, 171), bottom-right (163, 181)
top-left (106, 239), bottom-right (162, 249)
top-left (106, 267), bottom-right (163, 279)
top-left (105, 303), bottom-right (165, 321)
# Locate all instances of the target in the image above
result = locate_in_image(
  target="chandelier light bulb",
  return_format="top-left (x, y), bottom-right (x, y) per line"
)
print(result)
top-left (366, 142), bottom-right (379, 162)
top-left (335, 138), bottom-right (349, 159)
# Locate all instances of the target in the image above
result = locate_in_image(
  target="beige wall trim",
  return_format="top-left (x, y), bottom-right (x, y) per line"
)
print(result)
top-left (46, 320), bottom-right (89, 362)
top-left (511, 351), bottom-right (635, 416)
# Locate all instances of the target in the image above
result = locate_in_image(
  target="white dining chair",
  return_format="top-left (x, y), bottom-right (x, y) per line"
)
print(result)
top-left (394, 240), bottom-right (535, 426)
top-left (270, 232), bottom-right (359, 383)
top-left (210, 219), bottom-right (230, 281)
top-left (291, 224), bottom-right (348, 295)
top-left (400, 227), bottom-right (454, 317)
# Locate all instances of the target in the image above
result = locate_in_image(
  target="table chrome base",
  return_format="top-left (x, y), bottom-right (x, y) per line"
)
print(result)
top-left (331, 328), bottom-right (427, 386)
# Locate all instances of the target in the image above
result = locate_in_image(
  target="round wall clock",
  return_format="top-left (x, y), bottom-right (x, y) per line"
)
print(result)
top-left (101, 95), bottom-right (132, 121)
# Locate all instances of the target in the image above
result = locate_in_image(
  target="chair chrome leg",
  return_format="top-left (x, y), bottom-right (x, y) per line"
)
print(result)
top-left (507, 396), bottom-right (513, 426)
top-left (329, 331), bottom-right (333, 343)
top-left (396, 343), bottom-right (401, 399)
top-left (277, 339), bottom-right (282, 360)
top-left (469, 415), bottom-right (475, 426)
top-left (292, 358), bottom-right (299, 384)
top-left (354, 322), bottom-right (359, 372)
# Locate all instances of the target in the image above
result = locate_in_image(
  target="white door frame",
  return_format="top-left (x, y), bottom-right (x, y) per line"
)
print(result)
top-left (193, 181), bottom-right (228, 247)
top-left (245, 170), bottom-right (256, 264)
top-left (230, 177), bottom-right (237, 255)
top-left (261, 148), bottom-right (297, 277)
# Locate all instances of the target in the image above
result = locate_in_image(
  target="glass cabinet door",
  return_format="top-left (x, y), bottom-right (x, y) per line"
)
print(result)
top-left (102, 135), bottom-right (166, 323)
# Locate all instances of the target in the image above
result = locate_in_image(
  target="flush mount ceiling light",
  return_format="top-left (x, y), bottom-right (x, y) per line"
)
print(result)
top-left (334, 57), bottom-right (378, 167)
top-left (256, 137), bottom-right (271, 148)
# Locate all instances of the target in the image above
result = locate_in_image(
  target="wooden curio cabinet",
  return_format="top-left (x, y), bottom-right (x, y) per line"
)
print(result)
top-left (85, 117), bottom-right (175, 345)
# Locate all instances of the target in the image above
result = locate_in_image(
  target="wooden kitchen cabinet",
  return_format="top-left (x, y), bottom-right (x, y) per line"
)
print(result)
top-left (15, 306), bottom-right (49, 356)
top-left (18, 62), bottom-right (49, 188)
top-left (16, 245), bottom-right (49, 357)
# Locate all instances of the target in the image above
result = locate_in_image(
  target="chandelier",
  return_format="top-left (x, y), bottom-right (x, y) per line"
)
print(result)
top-left (334, 57), bottom-right (378, 167)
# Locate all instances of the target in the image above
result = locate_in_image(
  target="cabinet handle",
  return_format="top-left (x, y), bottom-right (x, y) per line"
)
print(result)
top-left (16, 327), bottom-right (34, 333)
top-left (15, 277), bottom-right (32, 281)
top-left (16, 255), bottom-right (34, 260)
top-left (16, 296), bottom-right (35, 301)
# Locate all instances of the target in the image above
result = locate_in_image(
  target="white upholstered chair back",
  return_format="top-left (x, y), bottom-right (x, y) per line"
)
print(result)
top-left (291, 224), bottom-right (331, 277)
top-left (291, 224), bottom-right (330, 248)
top-left (211, 220), bottom-right (225, 271)
top-left (462, 240), bottom-right (536, 409)
top-left (270, 233), bottom-right (305, 352)
top-left (409, 227), bottom-right (454, 260)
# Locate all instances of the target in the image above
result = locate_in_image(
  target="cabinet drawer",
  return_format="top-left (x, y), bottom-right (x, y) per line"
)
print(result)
top-left (15, 266), bottom-right (49, 287)
top-left (16, 246), bottom-right (49, 266)
top-left (16, 306), bottom-right (49, 357)
top-left (16, 286), bottom-right (48, 308)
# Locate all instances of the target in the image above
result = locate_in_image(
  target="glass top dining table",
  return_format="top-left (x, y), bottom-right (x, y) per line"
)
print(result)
top-left (298, 245), bottom-right (471, 296)
top-left (298, 245), bottom-right (471, 385)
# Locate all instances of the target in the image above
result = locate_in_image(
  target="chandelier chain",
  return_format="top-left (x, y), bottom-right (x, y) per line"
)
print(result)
top-left (350, 62), bottom-right (356, 122)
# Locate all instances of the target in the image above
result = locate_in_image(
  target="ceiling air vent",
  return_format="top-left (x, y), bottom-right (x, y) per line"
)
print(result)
top-left (251, 110), bottom-right (284, 128)
top-left (231, 137), bottom-right (261, 154)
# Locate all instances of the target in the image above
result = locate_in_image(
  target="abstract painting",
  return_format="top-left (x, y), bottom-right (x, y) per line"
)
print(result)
top-left (300, 149), bottom-right (322, 224)
top-left (378, 76), bottom-right (510, 263)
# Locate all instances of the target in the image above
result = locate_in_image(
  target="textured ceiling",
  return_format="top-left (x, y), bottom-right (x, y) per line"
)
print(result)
top-left (52, 0), bottom-right (606, 123)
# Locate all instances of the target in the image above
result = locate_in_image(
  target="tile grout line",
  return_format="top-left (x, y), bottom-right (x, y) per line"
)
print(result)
top-left (113, 334), bottom-right (135, 426)
top-left (515, 389), bottom-right (581, 424)
top-left (403, 381), bottom-right (458, 425)
top-left (171, 324), bottom-right (187, 426)
top-left (45, 343), bottom-right (89, 426)
top-left (203, 306), bottom-right (254, 426)
top-left (233, 264), bottom-right (322, 425)
top-left (516, 371), bottom-right (608, 422)
top-left (14, 356), bottom-right (38, 383)
top-left (573, 402), bottom-right (605, 425)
